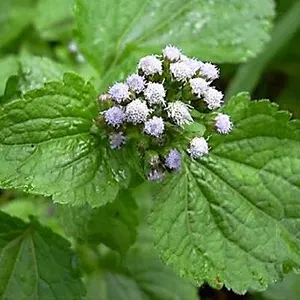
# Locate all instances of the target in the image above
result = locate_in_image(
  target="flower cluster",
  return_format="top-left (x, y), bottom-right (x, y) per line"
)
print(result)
top-left (98, 45), bottom-right (233, 181)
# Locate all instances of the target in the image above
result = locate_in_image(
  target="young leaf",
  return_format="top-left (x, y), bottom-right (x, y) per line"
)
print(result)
top-left (84, 245), bottom-right (198, 300)
top-left (0, 211), bottom-right (85, 300)
top-left (0, 73), bottom-right (132, 207)
top-left (58, 190), bottom-right (140, 253)
top-left (75, 0), bottom-right (275, 84)
top-left (148, 93), bottom-right (300, 294)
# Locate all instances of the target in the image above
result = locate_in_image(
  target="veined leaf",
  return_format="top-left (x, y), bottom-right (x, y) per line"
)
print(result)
top-left (0, 73), bottom-right (132, 207)
top-left (0, 211), bottom-right (85, 299)
top-left (75, 0), bottom-right (275, 86)
top-left (148, 93), bottom-right (300, 293)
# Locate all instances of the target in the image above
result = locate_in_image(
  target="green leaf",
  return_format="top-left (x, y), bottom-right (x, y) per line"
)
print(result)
top-left (34, 0), bottom-right (74, 40)
top-left (0, 56), bottom-right (18, 96)
top-left (0, 211), bottom-right (85, 299)
top-left (0, 73), bottom-right (132, 207)
top-left (58, 189), bottom-right (139, 253)
top-left (75, 0), bottom-right (275, 85)
top-left (84, 246), bottom-right (198, 300)
top-left (253, 273), bottom-right (300, 300)
top-left (18, 56), bottom-right (67, 93)
top-left (148, 93), bottom-right (300, 294)
top-left (0, 0), bottom-right (36, 50)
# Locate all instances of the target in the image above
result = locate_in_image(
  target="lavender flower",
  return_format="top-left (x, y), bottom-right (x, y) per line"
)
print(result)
top-left (144, 116), bottom-right (165, 137)
top-left (170, 61), bottom-right (194, 81)
top-left (203, 87), bottom-right (224, 110)
top-left (215, 113), bottom-right (233, 134)
top-left (108, 82), bottom-right (130, 103)
top-left (163, 45), bottom-right (181, 61)
top-left (104, 106), bottom-right (126, 128)
top-left (166, 101), bottom-right (193, 126)
top-left (125, 99), bottom-right (150, 124)
top-left (187, 137), bottom-right (209, 159)
top-left (190, 78), bottom-right (209, 98)
top-left (200, 63), bottom-right (220, 81)
top-left (144, 83), bottom-right (166, 106)
top-left (126, 74), bottom-right (145, 93)
top-left (147, 169), bottom-right (165, 182)
top-left (109, 132), bottom-right (125, 149)
top-left (165, 149), bottom-right (182, 171)
top-left (138, 55), bottom-right (163, 76)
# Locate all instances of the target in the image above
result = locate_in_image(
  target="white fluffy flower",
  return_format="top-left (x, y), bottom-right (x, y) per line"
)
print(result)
top-left (215, 113), bottom-right (233, 134)
top-left (144, 116), bottom-right (165, 137)
top-left (187, 137), bottom-right (209, 159)
top-left (125, 99), bottom-right (150, 124)
top-left (138, 55), bottom-right (163, 76)
top-left (200, 63), bottom-right (220, 81)
top-left (126, 74), bottom-right (145, 93)
top-left (181, 56), bottom-right (203, 74)
top-left (203, 87), bottom-right (224, 109)
top-left (144, 83), bottom-right (166, 106)
top-left (162, 45), bottom-right (181, 61)
top-left (108, 82), bottom-right (130, 103)
top-left (190, 78), bottom-right (209, 98)
top-left (166, 101), bottom-right (193, 126)
top-left (170, 61), bottom-right (194, 81)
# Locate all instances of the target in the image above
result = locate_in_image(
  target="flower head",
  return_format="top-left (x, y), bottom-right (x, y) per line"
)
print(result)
top-left (170, 61), bottom-right (194, 81)
top-left (163, 45), bottom-right (181, 61)
top-left (203, 87), bottom-right (224, 110)
top-left (144, 83), bottom-right (166, 106)
top-left (126, 74), bottom-right (145, 93)
top-left (215, 113), bottom-right (233, 134)
top-left (190, 78), bottom-right (209, 98)
top-left (108, 82), bottom-right (130, 103)
top-left (104, 106), bottom-right (126, 128)
top-left (166, 101), bottom-right (193, 126)
top-left (187, 137), bottom-right (209, 159)
top-left (144, 116), bottom-right (165, 137)
top-left (125, 99), bottom-right (150, 124)
top-left (200, 63), bottom-right (219, 81)
top-left (109, 132), bottom-right (125, 149)
top-left (165, 149), bottom-right (182, 171)
top-left (181, 56), bottom-right (203, 74)
top-left (138, 55), bottom-right (163, 76)
top-left (147, 169), bottom-right (165, 182)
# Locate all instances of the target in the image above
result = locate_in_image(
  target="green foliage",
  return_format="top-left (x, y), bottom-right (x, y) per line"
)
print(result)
top-left (0, 73), bottom-right (133, 207)
top-left (1, 0), bottom-right (300, 299)
top-left (148, 93), bottom-right (300, 294)
top-left (0, 0), bottom-right (36, 50)
top-left (58, 189), bottom-right (140, 253)
top-left (0, 211), bottom-right (85, 300)
top-left (253, 273), bottom-right (300, 300)
top-left (75, 0), bottom-right (275, 86)
top-left (84, 242), bottom-right (198, 300)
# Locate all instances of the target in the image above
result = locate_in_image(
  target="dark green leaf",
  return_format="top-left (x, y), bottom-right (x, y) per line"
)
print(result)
top-left (0, 211), bottom-right (85, 299)
top-left (148, 93), bottom-right (300, 293)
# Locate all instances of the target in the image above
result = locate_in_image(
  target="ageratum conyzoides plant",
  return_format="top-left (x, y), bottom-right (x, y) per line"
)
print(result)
top-left (1, 0), bottom-right (300, 299)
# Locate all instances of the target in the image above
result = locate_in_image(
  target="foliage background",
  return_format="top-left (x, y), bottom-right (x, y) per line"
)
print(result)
top-left (0, 0), bottom-right (300, 299)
